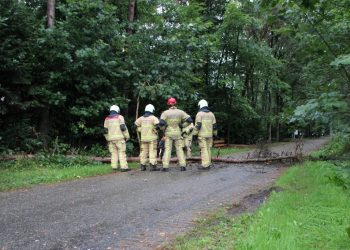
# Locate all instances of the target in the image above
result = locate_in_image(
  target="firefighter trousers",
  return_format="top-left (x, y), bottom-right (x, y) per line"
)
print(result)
top-left (108, 140), bottom-right (128, 169)
top-left (140, 140), bottom-right (157, 165)
top-left (162, 137), bottom-right (186, 168)
top-left (198, 137), bottom-right (213, 168)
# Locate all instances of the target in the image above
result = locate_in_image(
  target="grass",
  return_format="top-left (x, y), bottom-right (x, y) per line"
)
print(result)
top-left (0, 144), bottom-right (249, 192)
top-left (172, 161), bottom-right (350, 250)
top-left (0, 155), bottom-right (138, 191)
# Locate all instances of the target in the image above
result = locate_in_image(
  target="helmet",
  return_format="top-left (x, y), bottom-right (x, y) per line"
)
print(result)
top-left (198, 99), bottom-right (208, 109)
top-left (167, 97), bottom-right (177, 105)
top-left (110, 105), bottom-right (120, 113)
top-left (145, 104), bottom-right (155, 113)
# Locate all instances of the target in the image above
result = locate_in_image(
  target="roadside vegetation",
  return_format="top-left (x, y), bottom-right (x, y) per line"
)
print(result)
top-left (0, 155), bottom-right (138, 191)
top-left (0, 145), bottom-right (250, 192)
top-left (171, 137), bottom-right (350, 249)
top-left (2, 0), bottom-right (349, 156)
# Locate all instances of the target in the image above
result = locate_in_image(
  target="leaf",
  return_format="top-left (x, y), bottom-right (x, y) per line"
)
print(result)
top-left (330, 54), bottom-right (350, 66)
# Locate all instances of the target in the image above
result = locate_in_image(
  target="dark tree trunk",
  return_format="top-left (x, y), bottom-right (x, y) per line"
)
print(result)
top-left (275, 94), bottom-right (281, 142)
top-left (264, 81), bottom-right (272, 143)
top-left (39, 0), bottom-right (55, 149)
top-left (47, 0), bottom-right (55, 28)
top-left (39, 108), bottom-right (50, 149)
top-left (124, 0), bottom-right (137, 115)
top-left (127, 0), bottom-right (136, 34)
top-left (276, 119), bottom-right (280, 142)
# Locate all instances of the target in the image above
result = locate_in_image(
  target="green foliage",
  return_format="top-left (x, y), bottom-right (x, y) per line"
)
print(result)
top-left (173, 161), bottom-right (350, 249)
top-left (0, 154), bottom-right (95, 170)
top-left (311, 136), bottom-right (350, 159)
top-left (85, 144), bottom-right (109, 157)
top-left (0, 118), bottom-right (43, 153)
top-left (290, 92), bottom-right (349, 133)
top-left (331, 54), bottom-right (350, 66)
top-left (1, 0), bottom-right (349, 153)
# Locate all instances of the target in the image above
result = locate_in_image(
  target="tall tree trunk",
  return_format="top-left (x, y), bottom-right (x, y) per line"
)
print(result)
top-left (276, 119), bottom-right (280, 142)
top-left (268, 90), bottom-right (272, 143)
top-left (275, 94), bottom-right (281, 142)
top-left (39, 0), bottom-right (55, 149)
top-left (39, 108), bottom-right (50, 149)
top-left (226, 96), bottom-right (233, 144)
top-left (124, 0), bottom-right (137, 115)
top-left (264, 81), bottom-right (272, 143)
top-left (47, 0), bottom-right (55, 28)
top-left (127, 0), bottom-right (137, 34)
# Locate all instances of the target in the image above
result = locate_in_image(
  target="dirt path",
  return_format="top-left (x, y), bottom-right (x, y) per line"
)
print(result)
top-left (0, 138), bottom-right (327, 250)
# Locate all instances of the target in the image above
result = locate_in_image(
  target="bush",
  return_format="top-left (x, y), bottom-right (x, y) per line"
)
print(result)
top-left (0, 154), bottom-right (98, 171)
top-left (85, 144), bottom-right (109, 157)
top-left (312, 135), bottom-right (350, 159)
top-left (0, 118), bottom-right (44, 154)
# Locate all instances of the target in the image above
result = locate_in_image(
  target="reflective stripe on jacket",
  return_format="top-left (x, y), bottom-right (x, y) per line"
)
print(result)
top-left (160, 107), bottom-right (190, 139)
top-left (135, 115), bottom-right (159, 142)
top-left (195, 111), bottom-right (216, 138)
top-left (104, 115), bottom-right (128, 141)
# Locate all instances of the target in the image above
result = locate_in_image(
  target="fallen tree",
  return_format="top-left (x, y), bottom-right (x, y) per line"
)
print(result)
top-left (1, 154), bottom-right (299, 164)
top-left (92, 155), bottom-right (298, 164)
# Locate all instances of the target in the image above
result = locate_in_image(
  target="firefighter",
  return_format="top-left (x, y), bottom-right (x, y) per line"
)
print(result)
top-left (104, 105), bottom-right (130, 172)
top-left (194, 99), bottom-right (217, 170)
top-left (135, 104), bottom-right (160, 171)
top-left (159, 97), bottom-right (192, 171)
top-left (182, 123), bottom-right (194, 158)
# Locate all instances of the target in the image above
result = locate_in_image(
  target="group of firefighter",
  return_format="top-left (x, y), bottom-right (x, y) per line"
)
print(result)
top-left (103, 97), bottom-right (217, 172)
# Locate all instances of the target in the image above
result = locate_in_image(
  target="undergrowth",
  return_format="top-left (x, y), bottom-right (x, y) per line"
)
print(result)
top-left (172, 137), bottom-right (350, 250)
top-left (311, 135), bottom-right (350, 160)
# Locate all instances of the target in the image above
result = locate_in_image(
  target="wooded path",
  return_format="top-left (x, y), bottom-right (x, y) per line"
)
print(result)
top-left (0, 138), bottom-right (327, 249)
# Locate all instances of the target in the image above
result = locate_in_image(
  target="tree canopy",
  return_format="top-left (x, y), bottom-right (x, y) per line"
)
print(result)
top-left (1, 0), bottom-right (349, 153)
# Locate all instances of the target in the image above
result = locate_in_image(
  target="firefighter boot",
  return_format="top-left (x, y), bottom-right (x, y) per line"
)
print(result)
top-left (140, 165), bottom-right (147, 171)
top-left (150, 164), bottom-right (160, 171)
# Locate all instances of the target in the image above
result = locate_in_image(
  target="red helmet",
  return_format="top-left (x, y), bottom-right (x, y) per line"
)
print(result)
top-left (167, 97), bottom-right (177, 105)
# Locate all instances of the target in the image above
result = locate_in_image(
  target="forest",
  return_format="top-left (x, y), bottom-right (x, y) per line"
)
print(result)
top-left (1, 0), bottom-right (349, 153)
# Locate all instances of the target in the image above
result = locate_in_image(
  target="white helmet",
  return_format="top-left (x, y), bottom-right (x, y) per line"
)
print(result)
top-left (198, 99), bottom-right (208, 109)
top-left (110, 105), bottom-right (120, 113)
top-left (145, 104), bottom-right (155, 113)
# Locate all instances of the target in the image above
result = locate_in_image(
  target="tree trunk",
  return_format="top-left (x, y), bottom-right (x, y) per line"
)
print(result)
top-left (264, 81), bottom-right (272, 143)
top-left (39, 108), bottom-right (50, 149)
top-left (47, 0), bottom-right (55, 28)
top-left (124, 0), bottom-right (137, 115)
top-left (127, 0), bottom-right (137, 34)
top-left (276, 118), bottom-right (280, 142)
top-left (39, 0), bottom-right (55, 149)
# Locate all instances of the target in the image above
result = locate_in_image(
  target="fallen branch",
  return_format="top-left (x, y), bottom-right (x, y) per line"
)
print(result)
top-left (92, 155), bottom-right (298, 164)
top-left (1, 154), bottom-right (298, 164)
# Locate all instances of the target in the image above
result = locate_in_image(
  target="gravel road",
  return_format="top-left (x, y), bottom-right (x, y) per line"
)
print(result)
top-left (0, 138), bottom-right (328, 250)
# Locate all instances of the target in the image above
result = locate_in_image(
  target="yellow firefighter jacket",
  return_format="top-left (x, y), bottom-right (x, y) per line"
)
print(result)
top-left (135, 114), bottom-right (159, 142)
top-left (160, 106), bottom-right (191, 139)
top-left (104, 114), bottom-right (130, 141)
top-left (194, 110), bottom-right (217, 138)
